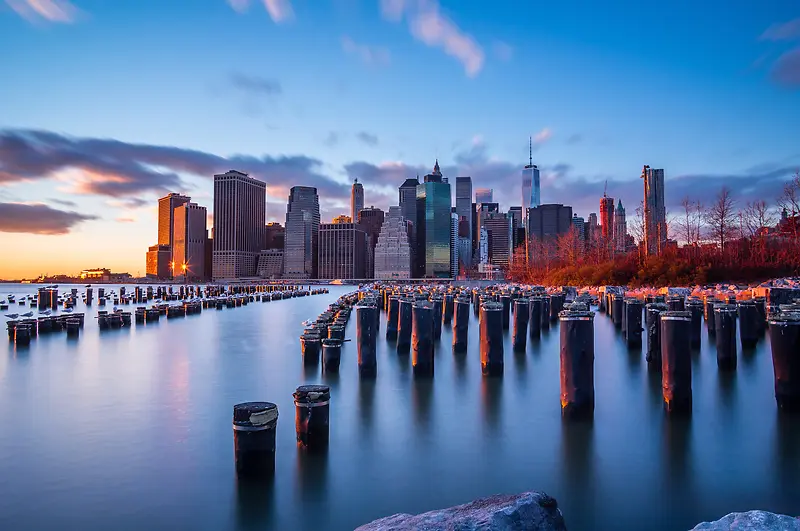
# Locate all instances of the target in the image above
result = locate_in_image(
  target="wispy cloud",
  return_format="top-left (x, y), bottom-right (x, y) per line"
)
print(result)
top-left (760, 18), bottom-right (800, 41)
top-left (323, 131), bottom-right (340, 147)
top-left (227, 0), bottom-right (293, 22)
top-left (771, 48), bottom-right (800, 88)
top-left (115, 217), bottom-right (136, 223)
top-left (533, 127), bottom-right (552, 145)
top-left (0, 128), bottom-right (347, 207)
top-left (341, 36), bottom-right (391, 66)
top-left (356, 131), bottom-right (379, 146)
top-left (380, 0), bottom-right (484, 77)
top-left (49, 197), bottom-right (76, 207)
top-left (230, 73), bottom-right (282, 95)
top-left (0, 202), bottom-right (96, 235)
top-left (565, 133), bottom-right (583, 145)
top-left (5, 0), bottom-right (78, 23)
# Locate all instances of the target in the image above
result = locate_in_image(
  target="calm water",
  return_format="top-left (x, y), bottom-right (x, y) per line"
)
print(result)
top-left (0, 283), bottom-right (798, 531)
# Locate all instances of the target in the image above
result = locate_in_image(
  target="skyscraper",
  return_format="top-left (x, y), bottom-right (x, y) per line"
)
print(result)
top-left (374, 206), bottom-right (411, 279)
top-left (572, 214), bottom-right (586, 242)
top-left (264, 222), bottom-right (285, 249)
top-left (522, 137), bottom-right (541, 210)
top-left (450, 211), bottom-right (459, 279)
top-left (284, 186), bottom-right (320, 279)
top-left (318, 222), bottom-right (367, 279)
top-left (455, 176), bottom-right (473, 268)
top-left (399, 176), bottom-right (419, 275)
top-left (587, 213), bottom-right (599, 244)
top-left (600, 194), bottom-right (615, 243)
top-left (482, 211), bottom-right (512, 269)
top-left (146, 244), bottom-right (171, 279)
top-left (642, 165), bottom-right (667, 256)
top-left (475, 188), bottom-right (493, 204)
top-left (212, 170), bottom-right (266, 280)
top-left (158, 192), bottom-right (191, 261)
top-left (614, 199), bottom-right (627, 253)
top-left (358, 207), bottom-right (385, 279)
top-left (351, 179), bottom-right (364, 221)
top-left (526, 203), bottom-right (573, 262)
top-left (416, 160), bottom-right (452, 278)
top-left (173, 202), bottom-right (208, 280)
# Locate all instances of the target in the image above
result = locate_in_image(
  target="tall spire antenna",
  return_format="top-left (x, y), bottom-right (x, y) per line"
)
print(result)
top-left (529, 136), bottom-right (533, 166)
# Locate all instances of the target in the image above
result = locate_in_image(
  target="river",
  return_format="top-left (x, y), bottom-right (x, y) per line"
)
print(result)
top-left (0, 283), bottom-right (797, 531)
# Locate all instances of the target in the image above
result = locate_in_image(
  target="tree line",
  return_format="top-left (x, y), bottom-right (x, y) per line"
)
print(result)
top-left (507, 171), bottom-right (800, 286)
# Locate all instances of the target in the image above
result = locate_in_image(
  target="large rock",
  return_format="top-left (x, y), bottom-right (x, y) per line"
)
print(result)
top-left (691, 510), bottom-right (800, 530)
top-left (355, 491), bottom-right (567, 531)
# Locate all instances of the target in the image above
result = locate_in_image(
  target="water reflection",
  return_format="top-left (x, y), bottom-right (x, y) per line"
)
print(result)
top-left (358, 380), bottom-right (376, 437)
top-left (235, 476), bottom-right (276, 531)
top-left (773, 412), bottom-right (800, 495)
top-left (453, 350), bottom-right (467, 389)
top-left (647, 369), bottom-right (662, 409)
top-left (741, 345), bottom-right (758, 369)
top-left (717, 371), bottom-right (737, 412)
top-left (560, 419), bottom-right (594, 505)
top-left (412, 379), bottom-right (434, 435)
top-left (481, 376), bottom-right (502, 435)
top-left (662, 416), bottom-right (692, 486)
top-left (295, 449), bottom-right (330, 529)
top-left (513, 351), bottom-right (527, 389)
top-left (626, 346), bottom-right (642, 375)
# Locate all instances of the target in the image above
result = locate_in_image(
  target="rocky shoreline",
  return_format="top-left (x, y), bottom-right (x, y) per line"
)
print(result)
top-left (355, 492), bottom-right (799, 531)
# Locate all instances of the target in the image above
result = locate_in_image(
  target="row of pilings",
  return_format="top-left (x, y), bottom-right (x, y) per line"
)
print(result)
top-left (600, 286), bottom-right (800, 414)
top-left (6, 284), bottom-right (329, 345)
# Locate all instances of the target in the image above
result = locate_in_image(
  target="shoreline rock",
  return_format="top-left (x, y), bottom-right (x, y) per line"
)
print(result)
top-left (354, 491), bottom-right (567, 531)
top-left (691, 510), bottom-right (800, 530)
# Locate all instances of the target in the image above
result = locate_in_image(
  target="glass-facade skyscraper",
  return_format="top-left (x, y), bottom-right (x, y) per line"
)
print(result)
top-left (415, 160), bottom-right (452, 278)
top-left (283, 186), bottom-right (320, 279)
top-left (642, 165), bottom-right (667, 256)
top-left (455, 176), bottom-right (472, 268)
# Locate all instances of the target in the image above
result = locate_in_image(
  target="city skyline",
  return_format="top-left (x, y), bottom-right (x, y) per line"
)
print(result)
top-left (1, 1), bottom-right (799, 277)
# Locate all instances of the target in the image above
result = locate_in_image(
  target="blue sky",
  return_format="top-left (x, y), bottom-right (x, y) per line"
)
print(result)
top-left (0, 0), bottom-right (798, 277)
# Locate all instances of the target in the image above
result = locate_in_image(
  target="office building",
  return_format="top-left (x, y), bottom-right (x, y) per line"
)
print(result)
top-left (358, 207), bottom-right (385, 279)
top-left (615, 200), bottom-right (627, 253)
top-left (527, 203), bottom-right (573, 262)
top-left (205, 236), bottom-right (213, 279)
top-left (475, 188), bottom-right (493, 204)
top-left (399, 176), bottom-right (420, 275)
top-left (158, 193), bottom-right (191, 254)
top-left (455, 176), bottom-right (473, 268)
top-left (374, 206), bottom-right (411, 279)
top-left (482, 211), bottom-right (512, 269)
top-left (642, 165), bottom-right (667, 256)
top-left (173, 202), bottom-right (208, 281)
top-left (450, 212), bottom-right (459, 278)
top-left (264, 222), bottom-right (284, 250)
top-left (283, 186), bottom-right (320, 279)
top-left (318, 222), bottom-right (367, 279)
top-left (212, 170), bottom-right (266, 280)
top-left (146, 244), bottom-right (171, 279)
top-left (508, 206), bottom-right (525, 250)
top-left (572, 214), bottom-right (586, 242)
top-left (587, 213), bottom-right (599, 245)
top-left (351, 179), bottom-right (364, 222)
top-left (522, 138), bottom-right (541, 210)
top-left (332, 215), bottom-right (352, 224)
top-left (256, 250), bottom-right (284, 279)
top-left (457, 216), bottom-right (472, 275)
top-left (600, 195), bottom-right (615, 243)
top-left (416, 160), bottom-right (452, 278)
top-left (478, 226), bottom-right (489, 265)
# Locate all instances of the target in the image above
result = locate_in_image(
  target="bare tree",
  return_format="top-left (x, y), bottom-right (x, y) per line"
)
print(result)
top-left (777, 170), bottom-right (800, 239)
top-left (676, 196), bottom-right (694, 246)
top-left (743, 199), bottom-right (775, 238)
top-left (705, 187), bottom-right (738, 253)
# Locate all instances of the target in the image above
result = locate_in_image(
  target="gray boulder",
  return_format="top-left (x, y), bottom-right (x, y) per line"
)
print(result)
top-left (691, 511), bottom-right (800, 530)
top-left (354, 491), bottom-right (566, 531)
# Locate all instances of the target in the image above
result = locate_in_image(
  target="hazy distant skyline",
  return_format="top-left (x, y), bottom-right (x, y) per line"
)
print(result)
top-left (1, 0), bottom-right (799, 277)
